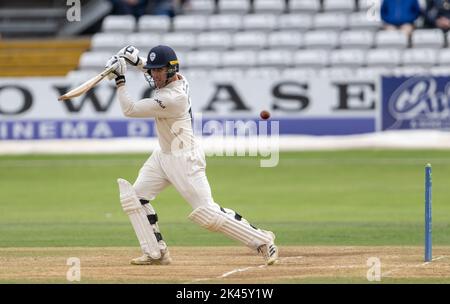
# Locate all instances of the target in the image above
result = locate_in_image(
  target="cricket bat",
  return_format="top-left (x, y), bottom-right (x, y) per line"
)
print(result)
top-left (58, 65), bottom-right (116, 101)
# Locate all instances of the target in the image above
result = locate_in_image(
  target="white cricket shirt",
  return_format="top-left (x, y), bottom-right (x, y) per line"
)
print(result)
top-left (117, 74), bottom-right (197, 153)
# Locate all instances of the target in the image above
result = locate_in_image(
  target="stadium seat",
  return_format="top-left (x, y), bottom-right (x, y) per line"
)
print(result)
top-left (339, 30), bottom-right (374, 49)
top-left (185, 51), bottom-right (222, 68)
top-left (375, 30), bottom-right (409, 49)
top-left (323, 0), bottom-right (355, 12)
top-left (268, 31), bottom-right (303, 49)
top-left (412, 29), bottom-right (445, 48)
top-left (402, 49), bottom-right (437, 68)
top-left (257, 50), bottom-right (293, 67)
top-left (0, 8), bottom-right (65, 38)
top-left (348, 12), bottom-right (382, 31)
top-left (183, 68), bottom-right (210, 79)
top-left (289, 0), bottom-right (321, 13)
top-left (444, 32), bottom-right (450, 48)
top-left (232, 31), bottom-right (268, 49)
top-left (221, 50), bottom-right (257, 67)
top-left (438, 49), bottom-right (450, 65)
top-left (102, 15), bottom-right (136, 33)
top-left (303, 31), bottom-right (339, 49)
top-left (208, 14), bottom-right (243, 32)
top-left (211, 68), bottom-right (245, 80)
top-left (78, 52), bottom-right (114, 70)
top-left (138, 15), bottom-right (171, 33)
top-left (173, 15), bottom-right (208, 32)
top-left (366, 49), bottom-right (401, 67)
top-left (429, 66), bottom-right (450, 75)
top-left (318, 67), bottom-right (354, 78)
top-left (66, 69), bottom-right (102, 80)
top-left (357, 0), bottom-right (375, 12)
top-left (392, 66), bottom-right (427, 76)
top-left (218, 0), bottom-right (250, 14)
top-left (120, 71), bottom-right (142, 80)
top-left (196, 32), bottom-right (232, 50)
top-left (127, 33), bottom-right (161, 50)
top-left (242, 14), bottom-right (277, 32)
top-left (1, 39), bottom-right (90, 77)
top-left (355, 67), bottom-right (392, 78)
top-left (313, 13), bottom-right (348, 30)
top-left (91, 33), bottom-right (126, 51)
top-left (253, 0), bottom-right (286, 14)
top-left (162, 33), bottom-right (196, 52)
top-left (329, 49), bottom-right (365, 68)
top-left (293, 50), bottom-right (330, 68)
top-left (277, 14), bottom-right (313, 31)
top-left (281, 67), bottom-right (318, 78)
top-left (183, 0), bottom-right (215, 14)
top-left (246, 67), bottom-right (281, 79)
top-left (176, 51), bottom-right (187, 67)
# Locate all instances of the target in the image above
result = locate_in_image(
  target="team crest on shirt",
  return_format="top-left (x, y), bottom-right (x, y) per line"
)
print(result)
top-left (149, 52), bottom-right (156, 61)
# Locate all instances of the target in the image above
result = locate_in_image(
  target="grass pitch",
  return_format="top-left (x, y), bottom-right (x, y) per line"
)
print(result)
top-left (1, 150), bottom-right (450, 283)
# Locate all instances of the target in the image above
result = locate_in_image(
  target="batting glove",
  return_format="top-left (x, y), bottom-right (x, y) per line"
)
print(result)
top-left (117, 45), bottom-right (147, 72)
top-left (105, 55), bottom-right (127, 81)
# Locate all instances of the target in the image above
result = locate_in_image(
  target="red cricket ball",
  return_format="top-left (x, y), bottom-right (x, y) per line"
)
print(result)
top-left (260, 110), bottom-right (271, 120)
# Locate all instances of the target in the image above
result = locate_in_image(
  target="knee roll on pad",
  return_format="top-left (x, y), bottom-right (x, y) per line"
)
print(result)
top-left (188, 205), bottom-right (272, 249)
top-left (118, 178), bottom-right (161, 259)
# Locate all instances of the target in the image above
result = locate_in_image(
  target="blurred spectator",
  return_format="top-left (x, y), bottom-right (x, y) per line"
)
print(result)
top-left (146, 0), bottom-right (176, 17)
top-left (175, 0), bottom-right (192, 14)
top-left (381, 0), bottom-right (422, 36)
top-left (424, 0), bottom-right (450, 31)
top-left (178, 0), bottom-right (217, 15)
top-left (110, 0), bottom-right (149, 19)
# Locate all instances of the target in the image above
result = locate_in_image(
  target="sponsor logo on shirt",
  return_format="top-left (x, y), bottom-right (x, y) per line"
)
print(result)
top-left (155, 99), bottom-right (166, 109)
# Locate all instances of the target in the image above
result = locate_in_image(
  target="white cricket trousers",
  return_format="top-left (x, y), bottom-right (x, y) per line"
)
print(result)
top-left (133, 146), bottom-right (214, 209)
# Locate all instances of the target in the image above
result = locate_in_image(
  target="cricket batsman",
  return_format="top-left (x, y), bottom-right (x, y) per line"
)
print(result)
top-left (105, 45), bottom-right (278, 266)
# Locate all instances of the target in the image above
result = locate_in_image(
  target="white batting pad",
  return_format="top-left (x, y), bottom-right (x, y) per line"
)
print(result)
top-left (188, 204), bottom-right (273, 249)
top-left (141, 200), bottom-right (167, 252)
top-left (117, 178), bottom-right (161, 259)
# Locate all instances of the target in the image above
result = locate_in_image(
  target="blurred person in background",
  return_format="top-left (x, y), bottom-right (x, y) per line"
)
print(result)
top-left (110, 0), bottom-right (149, 19)
top-left (381, 0), bottom-right (422, 36)
top-left (174, 0), bottom-right (191, 14)
top-left (146, 0), bottom-right (177, 17)
top-left (424, 0), bottom-right (450, 31)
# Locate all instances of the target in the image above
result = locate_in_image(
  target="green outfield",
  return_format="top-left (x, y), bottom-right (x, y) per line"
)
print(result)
top-left (1, 150), bottom-right (450, 283)
top-left (1, 150), bottom-right (450, 248)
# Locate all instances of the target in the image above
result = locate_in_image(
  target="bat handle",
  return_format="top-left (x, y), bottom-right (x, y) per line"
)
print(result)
top-left (102, 63), bottom-right (118, 77)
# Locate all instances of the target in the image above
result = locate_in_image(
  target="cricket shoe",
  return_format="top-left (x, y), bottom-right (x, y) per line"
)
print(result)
top-left (257, 231), bottom-right (279, 265)
top-left (131, 248), bottom-right (172, 265)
